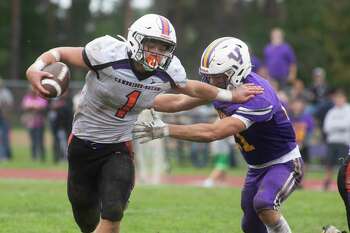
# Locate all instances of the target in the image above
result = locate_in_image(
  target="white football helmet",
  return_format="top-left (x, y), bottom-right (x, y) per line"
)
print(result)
top-left (127, 14), bottom-right (176, 71)
top-left (199, 37), bottom-right (252, 88)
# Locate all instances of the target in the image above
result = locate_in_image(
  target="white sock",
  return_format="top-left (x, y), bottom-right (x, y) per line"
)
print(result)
top-left (266, 216), bottom-right (292, 233)
top-left (202, 178), bottom-right (214, 187)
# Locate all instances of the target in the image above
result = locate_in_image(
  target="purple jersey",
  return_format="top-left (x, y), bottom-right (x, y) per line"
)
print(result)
top-left (213, 72), bottom-right (297, 166)
top-left (263, 43), bottom-right (296, 81)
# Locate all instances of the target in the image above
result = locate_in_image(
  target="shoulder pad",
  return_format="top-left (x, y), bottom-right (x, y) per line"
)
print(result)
top-left (165, 55), bottom-right (187, 87)
top-left (84, 35), bottom-right (129, 66)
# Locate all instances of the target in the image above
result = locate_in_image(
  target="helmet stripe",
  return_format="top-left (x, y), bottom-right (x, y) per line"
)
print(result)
top-left (159, 16), bottom-right (170, 36)
top-left (201, 37), bottom-right (231, 69)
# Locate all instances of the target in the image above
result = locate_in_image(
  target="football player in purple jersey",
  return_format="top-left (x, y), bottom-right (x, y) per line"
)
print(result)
top-left (134, 37), bottom-right (304, 233)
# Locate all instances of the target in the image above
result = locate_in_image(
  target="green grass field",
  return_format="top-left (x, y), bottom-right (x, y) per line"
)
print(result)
top-left (0, 129), bottom-right (347, 232)
top-left (0, 179), bottom-right (347, 233)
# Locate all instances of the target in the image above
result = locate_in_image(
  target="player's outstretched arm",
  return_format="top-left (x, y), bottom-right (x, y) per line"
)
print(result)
top-left (153, 80), bottom-right (263, 113)
top-left (26, 47), bottom-right (87, 97)
top-left (133, 115), bottom-right (246, 143)
top-left (153, 94), bottom-right (208, 113)
top-left (175, 80), bottom-right (263, 104)
top-left (167, 117), bottom-right (246, 142)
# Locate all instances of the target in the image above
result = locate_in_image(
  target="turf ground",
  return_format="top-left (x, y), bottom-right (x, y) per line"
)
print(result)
top-left (0, 179), bottom-right (347, 233)
top-left (0, 129), bottom-right (347, 232)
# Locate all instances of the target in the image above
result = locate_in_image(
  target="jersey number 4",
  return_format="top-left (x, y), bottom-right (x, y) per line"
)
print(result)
top-left (115, 90), bottom-right (141, 118)
top-left (235, 133), bottom-right (255, 152)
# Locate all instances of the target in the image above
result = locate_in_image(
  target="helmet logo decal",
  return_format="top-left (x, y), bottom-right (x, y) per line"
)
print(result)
top-left (201, 37), bottom-right (231, 69)
top-left (227, 47), bottom-right (243, 65)
top-left (159, 16), bottom-right (170, 36)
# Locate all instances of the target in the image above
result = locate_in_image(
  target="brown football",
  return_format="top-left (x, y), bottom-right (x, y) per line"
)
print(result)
top-left (41, 62), bottom-right (70, 98)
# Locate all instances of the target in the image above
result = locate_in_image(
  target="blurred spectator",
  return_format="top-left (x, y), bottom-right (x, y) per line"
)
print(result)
top-left (0, 78), bottom-right (14, 161)
top-left (288, 79), bottom-right (312, 102)
top-left (323, 89), bottom-right (350, 191)
top-left (308, 86), bottom-right (335, 168)
top-left (308, 67), bottom-right (330, 115)
top-left (263, 27), bottom-right (297, 90)
top-left (202, 137), bottom-right (233, 187)
top-left (228, 137), bottom-right (238, 167)
top-left (48, 91), bottom-right (73, 163)
top-left (289, 98), bottom-right (314, 187)
top-left (277, 89), bottom-right (289, 107)
top-left (72, 90), bottom-right (82, 112)
top-left (21, 88), bottom-right (48, 162)
top-left (309, 67), bottom-right (329, 105)
top-left (134, 109), bottom-right (167, 184)
top-left (188, 105), bottom-right (216, 168)
top-left (313, 88), bottom-right (336, 137)
top-left (250, 54), bottom-right (267, 78)
top-left (164, 112), bottom-right (191, 166)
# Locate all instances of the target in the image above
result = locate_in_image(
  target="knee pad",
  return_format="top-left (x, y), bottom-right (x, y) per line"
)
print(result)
top-left (253, 194), bottom-right (274, 213)
top-left (101, 201), bottom-right (125, 222)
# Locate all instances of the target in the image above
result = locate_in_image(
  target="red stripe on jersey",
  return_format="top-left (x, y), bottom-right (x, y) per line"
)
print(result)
top-left (68, 133), bottom-right (73, 145)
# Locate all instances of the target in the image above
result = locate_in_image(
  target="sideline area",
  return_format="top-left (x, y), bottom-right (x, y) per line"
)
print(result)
top-left (0, 168), bottom-right (337, 191)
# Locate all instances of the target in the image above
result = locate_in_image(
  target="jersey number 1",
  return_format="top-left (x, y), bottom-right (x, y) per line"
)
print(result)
top-left (115, 90), bottom-right (141, 118)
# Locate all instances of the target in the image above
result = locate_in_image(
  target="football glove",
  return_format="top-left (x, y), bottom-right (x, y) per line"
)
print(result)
top-left (133, 109), bottom-right (169, 144)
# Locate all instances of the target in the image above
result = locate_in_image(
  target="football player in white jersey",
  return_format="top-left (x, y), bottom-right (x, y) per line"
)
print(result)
top-left (26, 14), bottom-right (262, 233)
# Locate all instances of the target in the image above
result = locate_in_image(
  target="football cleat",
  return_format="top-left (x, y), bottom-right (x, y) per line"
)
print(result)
top-left (322, 225), bottom-right (347, 233)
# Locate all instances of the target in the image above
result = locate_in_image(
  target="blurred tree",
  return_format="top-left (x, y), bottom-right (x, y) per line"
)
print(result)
top-left (21, 1), bottom-right (57, 78)
top-left (67, 0), bottom-right (91, 45)
top-left (283, 0), bottom-right (350, 89)
top-left (0, 0), bottom-right (348, 92)
top-left (121, 0), bottom-right (133, 35)
top-left (322, 0), bottom-right (350, 87)
top-left (10, 0), bottom-right (21, 80)
top-left (0, 1), bottom-right (11, 79)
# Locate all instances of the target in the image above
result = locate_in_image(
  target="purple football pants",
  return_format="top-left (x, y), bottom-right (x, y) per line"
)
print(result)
top-left (241, 158), bottom-right (304, 233)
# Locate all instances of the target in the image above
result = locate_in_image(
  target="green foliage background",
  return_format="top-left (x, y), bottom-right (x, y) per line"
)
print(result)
top-left (1, 0), bottom-right (349, 88)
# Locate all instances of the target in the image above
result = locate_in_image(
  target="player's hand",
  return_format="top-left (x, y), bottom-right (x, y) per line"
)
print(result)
top-left (232, 83), bottom-right (264, 103)
top-left (26, 69), bottom-right (52, 97)
top-left (132, 110), bottom-right (169, 143)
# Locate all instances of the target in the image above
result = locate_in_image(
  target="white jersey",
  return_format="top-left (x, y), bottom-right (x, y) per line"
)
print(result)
top-left (72, 35), bottom-right (187, 143)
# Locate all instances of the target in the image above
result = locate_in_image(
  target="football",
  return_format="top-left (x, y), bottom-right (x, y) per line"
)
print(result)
top-left (41, 62), bottom-right (70, 98)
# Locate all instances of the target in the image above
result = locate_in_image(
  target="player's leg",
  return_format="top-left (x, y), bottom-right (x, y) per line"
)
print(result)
top-left (96, 142), bottom-right (135, 233)
top-left (324, 143), bottom-right (337, 190)
top-left (298, 146), bottom-right (309, 188)
top-left (338, 158), bottom-right (350, 231)
top-left (241, 168), bottom-right (268, 233)
top-left (28, 128), bottom-right (36, 160)
top-left (151, 138), bottom-right (166, 184)
top-left (203, 153), bottom-right (229, 187)
top-left (255, 158), bottom-right (304, 233)
top-left (67, 136), bottom-right (100, 233)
